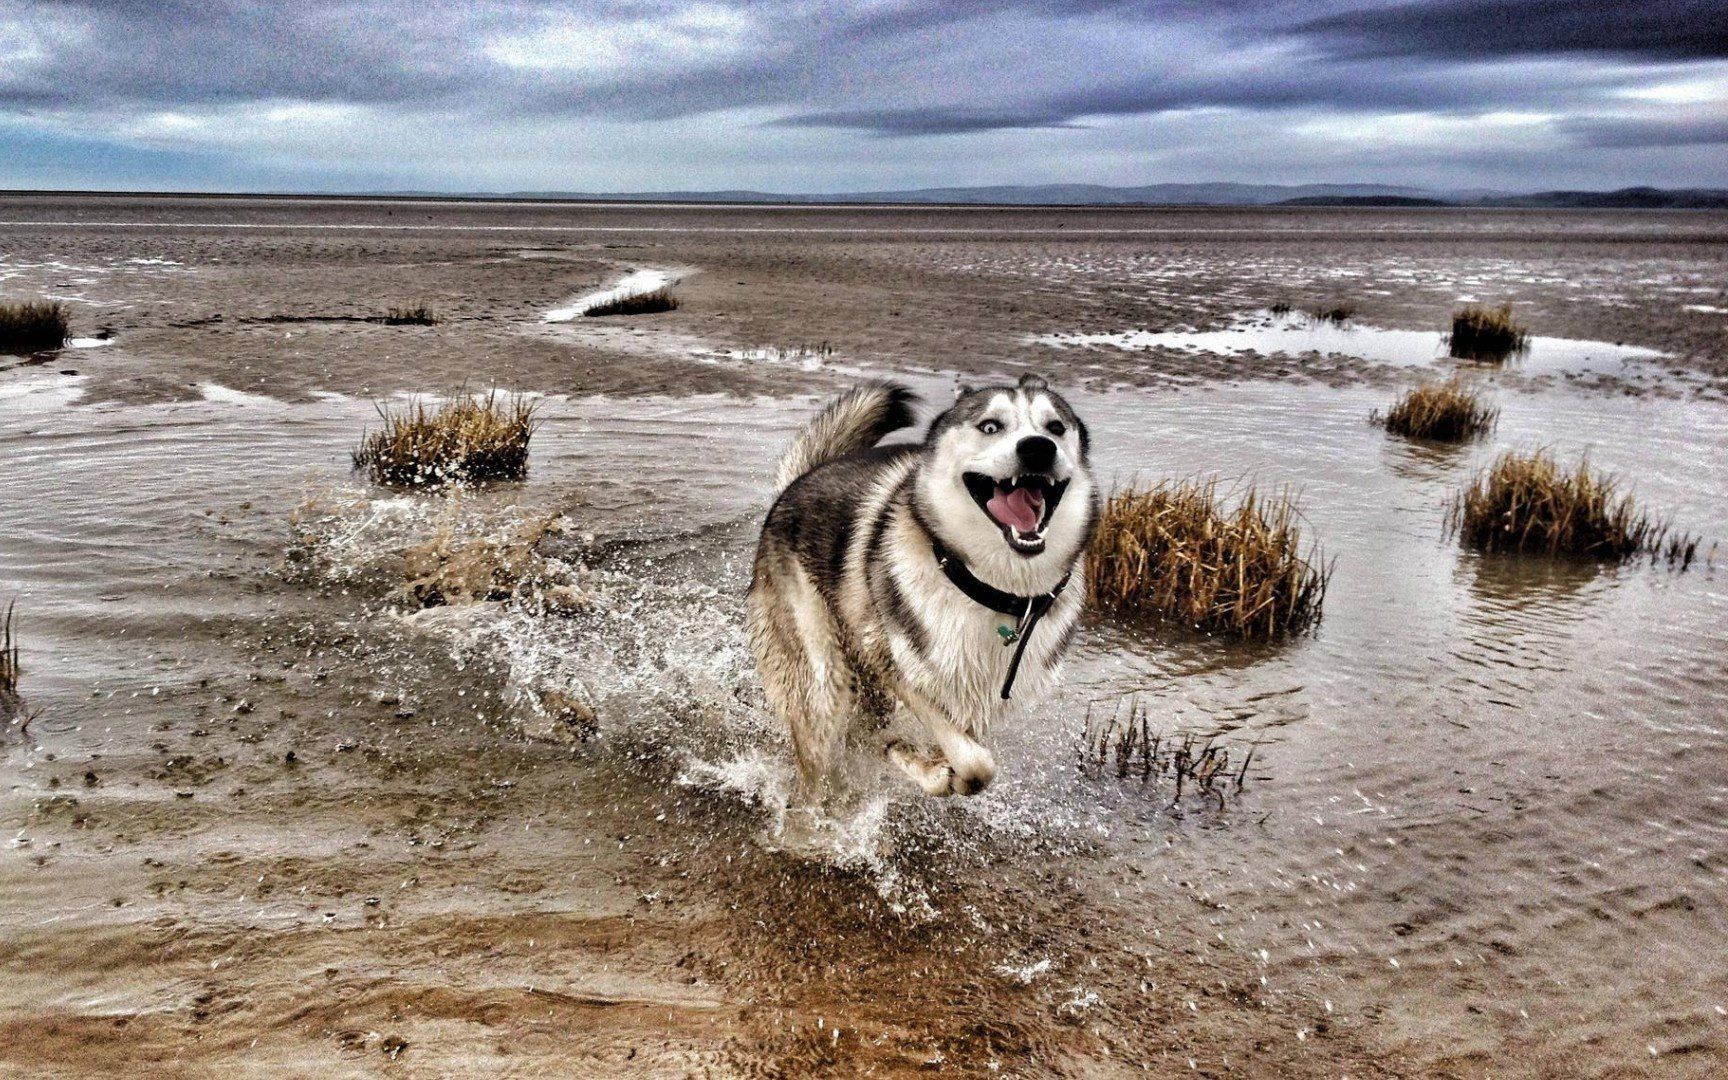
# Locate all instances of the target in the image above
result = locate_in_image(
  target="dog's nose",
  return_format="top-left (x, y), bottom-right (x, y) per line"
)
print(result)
top-left (1016, 436), bottom-right (1056, 472)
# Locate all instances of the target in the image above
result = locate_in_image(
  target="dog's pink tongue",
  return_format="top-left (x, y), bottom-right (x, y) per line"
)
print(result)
top-left (988, 486), bottom-right (1044, 532)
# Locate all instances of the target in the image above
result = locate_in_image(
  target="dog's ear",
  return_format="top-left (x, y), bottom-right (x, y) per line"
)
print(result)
top-left (1017, 373), bottom-right (1048, 392)
top-left (954, 382), bottom-right (975, 400)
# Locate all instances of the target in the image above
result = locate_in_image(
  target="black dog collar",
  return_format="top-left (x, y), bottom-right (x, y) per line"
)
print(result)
top-left (930, 538), bottom-right (1070, 700)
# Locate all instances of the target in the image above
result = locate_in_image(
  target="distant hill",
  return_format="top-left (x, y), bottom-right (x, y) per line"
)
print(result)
top-left (39, 182), bottom-right (1723, 210)
top-left (446, 183), bottom-right (1728, 210)
top-left (811, 183), bottom-right (1436, 206)
top-left (484, 182), bottom-right (1437, 206)
top-left (1277, 195), bottom-right (1451, 207)
top-left (1477, 187), bottom-right (1728, 209)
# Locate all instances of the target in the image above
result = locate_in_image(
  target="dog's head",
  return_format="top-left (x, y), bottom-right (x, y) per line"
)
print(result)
top-left (916, 373), bottom-right (1097, 584)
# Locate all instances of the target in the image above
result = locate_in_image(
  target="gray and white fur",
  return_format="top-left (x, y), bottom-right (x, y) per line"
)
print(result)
top-left (747, 374), bottom-right (1098, 800)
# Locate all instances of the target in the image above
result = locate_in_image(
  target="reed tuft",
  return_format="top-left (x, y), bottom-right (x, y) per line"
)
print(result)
top-left (583, 288), bottom-right (679, 317)
top-left (0, 301), bottom-right (70, 351)
top-left (1378, 378), bottom-right (1498, 441)
top-left (1080, 699), bottom-right (1256, 808)
top-left (1, 602), bottom-right (21, 721)
top-left (383, 304), bottom-right (439, 325)
top-left (1307, 303), bottom-right (1355, 326)
top-left (1448, 304), bottom-right (1529, 360)
top-left (1087, 479), bottom-right (1328, 638)
top-left (1449, 449), bottom-right (1699, 565)
top-left (353, 391), bottom-right (539, 487)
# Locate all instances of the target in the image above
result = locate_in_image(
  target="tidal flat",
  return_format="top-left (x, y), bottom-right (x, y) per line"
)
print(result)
top-left (3, 194), bottom-right (1727, 1077)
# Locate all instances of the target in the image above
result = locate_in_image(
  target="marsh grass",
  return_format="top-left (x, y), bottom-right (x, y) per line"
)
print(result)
top-left (1307, 303), bottom-right (1355, 326)
top-left (1377, 379), bottom-right (1499, 441)
top-left (1448, 304), bottom-right (1529, 360)
top-left (1449, 449), bottom-right (1700, 565)
top-left (1, 602), bottom-right (22, 721)
top-left (354, 391), bottom-right (539, 487)
top-left (0, 301), bottom-right (69, 351)
top-left (1269, 300), bottom-right (1294, 316)
top-left (1087, 479), bottom-right (1329, 638)
top-left (584, 288), bottom-right (678, 317)
top-left (1081, 699), bottom-right (1256, 808)
top-left (384, 304), bottom-right (439, 325)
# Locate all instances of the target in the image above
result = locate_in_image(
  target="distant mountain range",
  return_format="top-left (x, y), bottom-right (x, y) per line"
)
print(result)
top-left (410, 183), bottom-right (1728, 209)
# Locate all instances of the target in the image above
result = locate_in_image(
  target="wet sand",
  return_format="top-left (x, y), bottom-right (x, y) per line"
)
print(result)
top-left (3, 195), bottom-right (1727, 1077)
top-left (4, 193), bottom-right (1726, 405)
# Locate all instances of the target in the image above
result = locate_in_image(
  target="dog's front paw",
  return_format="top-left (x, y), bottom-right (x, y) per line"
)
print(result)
top-left (887, 739), bottom-right (998, 797)
top-left (943, 739), bottom-right (997, 796)
top-left (887, 741), bottom-right (957, 797)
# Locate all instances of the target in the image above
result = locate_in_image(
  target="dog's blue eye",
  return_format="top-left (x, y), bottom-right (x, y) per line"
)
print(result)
top-left (978, 420), bottom-right (1002, 435)
top-left (1047, 420), bottom-right (1067, 437)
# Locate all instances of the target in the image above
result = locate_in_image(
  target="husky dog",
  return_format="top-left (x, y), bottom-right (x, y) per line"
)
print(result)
top-left (748, 374), bottom-right (1098, 800)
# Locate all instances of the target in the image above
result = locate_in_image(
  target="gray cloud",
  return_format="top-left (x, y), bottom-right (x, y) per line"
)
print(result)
top-left (1, 0), bottom-right (503, 107)
top-left (777, 59), bottom-right (1636, 137)
top-left (773, 107), bottom-right (1083, 136)
top-left (0, 0), bottom-right (1722, 190)
top-left (1299, 1), bottom-right (1728, 62)
top-left (1564, 115), bottom-right (1728, 148)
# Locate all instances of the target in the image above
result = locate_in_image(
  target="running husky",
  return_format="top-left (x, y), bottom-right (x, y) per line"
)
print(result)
top-left (748, 375), bottom-right (1098, 800)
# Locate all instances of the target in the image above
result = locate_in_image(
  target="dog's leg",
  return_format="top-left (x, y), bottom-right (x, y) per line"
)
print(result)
top-left (888, 686), bottom-right (997, 797)
top-left (747, 560), bottom-right (852, 804)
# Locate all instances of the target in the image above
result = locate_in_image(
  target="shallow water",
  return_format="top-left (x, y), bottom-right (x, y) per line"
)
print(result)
top-left (1038, 309), bottom-right (1667, 376)
top-left (1062, 383), bottom-right (1728, 1068)
top-left (4, 206), bottom-right (1728, 1073)
top-left (5, 356), bottom-right (1726, 1072)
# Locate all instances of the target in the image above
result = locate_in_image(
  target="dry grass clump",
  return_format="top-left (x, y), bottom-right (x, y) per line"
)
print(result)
top-left (0, 301), bottom-right (69, 351)
top-left (1087, 480), bottom-right (1329, 638)
top-left (584, 288), bottom-right (678, 317)
top-left (1269, 300), bottom-right (1294, 316)
top-left (1378, 378), bottom-right (1499, 441)
top-left (384, 304), bottom-right (439, 325)
top-left (1449, 449), bottom-right (1699, 565)
top-left (354, 392), bottom-right (539, 487)
top-left (1448, 304), bottom-right (1529, 360)
top-left (1307, 302), bottom-right (1355, 325)
top-left (1081, 699), bottom-right (1256, 808)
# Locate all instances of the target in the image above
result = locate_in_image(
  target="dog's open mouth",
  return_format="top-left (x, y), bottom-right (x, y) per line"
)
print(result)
top-left (964, 472), bottom-right (1069, 554)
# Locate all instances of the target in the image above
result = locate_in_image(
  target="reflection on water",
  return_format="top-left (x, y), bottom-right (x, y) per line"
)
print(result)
top-left (1450, 553), bottom-right (1612, 707)
top-left (1038, 309), bottom-right (1668, 376)
top-left (3, 374), bottom-right (1727, 1072)
top-left (1379, 434), bottom-right (1475, 485)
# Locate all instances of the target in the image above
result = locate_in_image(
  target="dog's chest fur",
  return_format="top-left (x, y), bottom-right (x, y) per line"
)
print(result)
top-left (837, 456), bottom-right (1082, 733)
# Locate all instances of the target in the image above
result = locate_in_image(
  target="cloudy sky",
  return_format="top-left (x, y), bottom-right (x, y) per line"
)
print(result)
top-left (1, 0), bottom-right (1723, 193)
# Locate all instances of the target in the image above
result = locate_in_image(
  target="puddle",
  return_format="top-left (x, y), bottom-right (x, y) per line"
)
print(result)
top-left (544, 268), bottom-right (675, 322)
top-left (1037, 309), bottom-right (1667, 376)
top-left (66, 336), bottom-right (114, 349)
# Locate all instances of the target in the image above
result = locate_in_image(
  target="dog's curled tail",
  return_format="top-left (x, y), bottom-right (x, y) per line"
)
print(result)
top-left (773, 380), bottom-right (918, 494)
